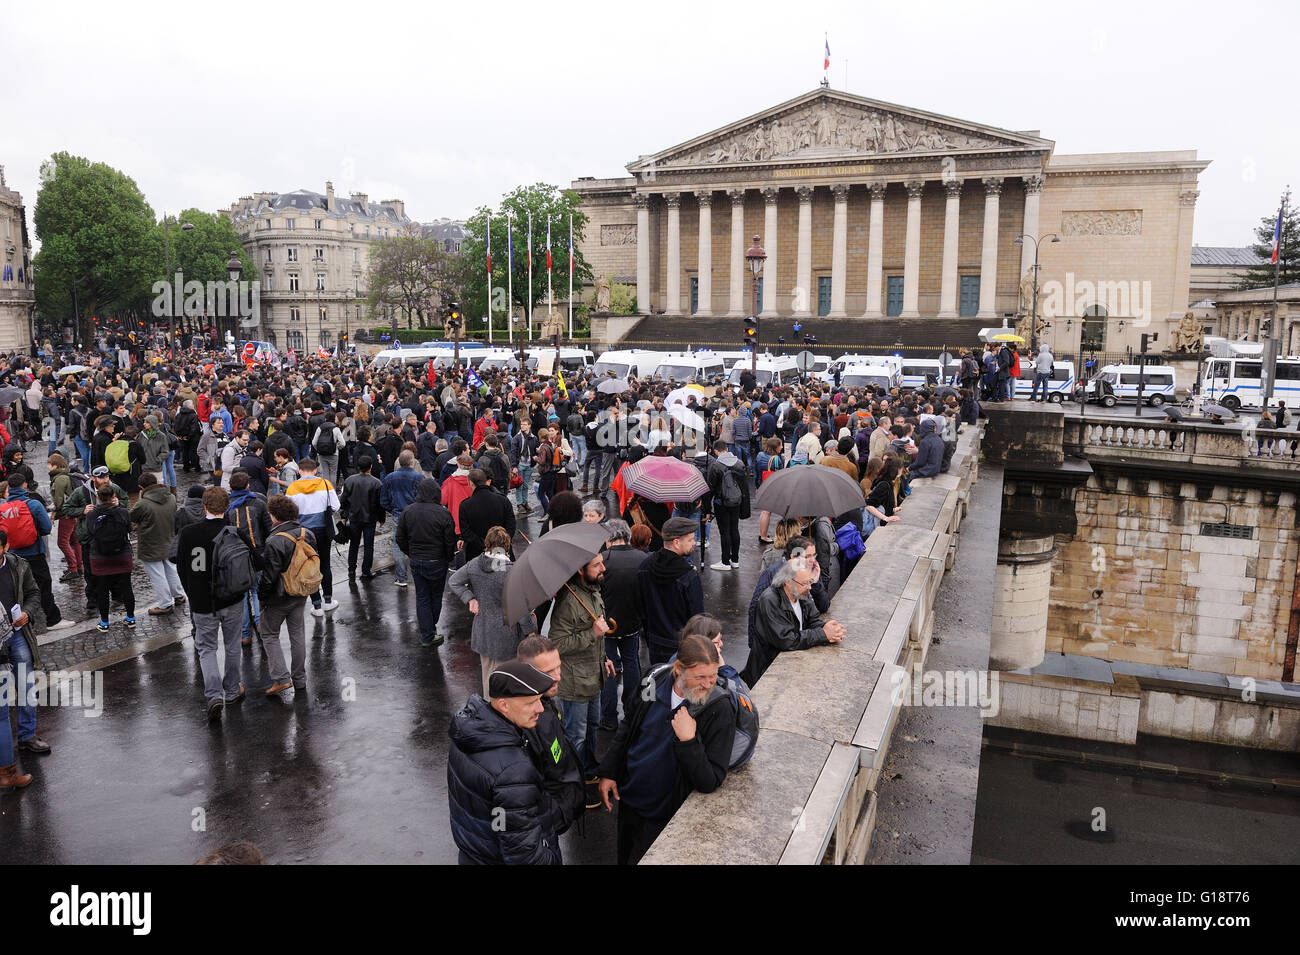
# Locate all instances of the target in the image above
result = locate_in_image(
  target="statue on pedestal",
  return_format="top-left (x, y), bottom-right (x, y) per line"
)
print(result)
top-left (594, 276), bottom-right (612, 315)
top-left (539, 309), bottom-right (565, 341)
top-left (1171, 310), bottom-right (1205, 354)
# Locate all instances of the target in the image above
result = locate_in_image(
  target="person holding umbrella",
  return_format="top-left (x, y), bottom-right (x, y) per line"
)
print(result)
top-left (549, 550), bottom-right (612, 790)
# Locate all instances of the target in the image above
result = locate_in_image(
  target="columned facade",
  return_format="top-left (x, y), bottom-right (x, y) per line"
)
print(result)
top-left (574, 88), bottom-right (1207, 354)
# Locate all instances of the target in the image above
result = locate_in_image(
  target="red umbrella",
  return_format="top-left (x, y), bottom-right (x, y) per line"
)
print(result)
top-left (621, 454), bottom-right (708, 503)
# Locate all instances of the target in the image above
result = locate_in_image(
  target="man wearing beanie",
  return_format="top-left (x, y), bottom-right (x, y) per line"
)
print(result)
top-left (447, 660), bottom-right (564, 865)
top-left (636, 516), bottom-right (704, 665)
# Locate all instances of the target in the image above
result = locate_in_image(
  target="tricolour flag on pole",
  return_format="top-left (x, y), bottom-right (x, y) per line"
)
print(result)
top-left (824, 36), bottom-right (830, 71)
top-left (568, 222), bottom-right (574, 272)
top-left (486, 212), bottom-right (492, 273)
top-left (546, 216), bottom-right (552, 272)
top-left (527, 213), bottom-right (532, 270)
top-left (508, 221), bottom-right (514, 273)
top-left (1272, 205), bottom-right (1284, 264)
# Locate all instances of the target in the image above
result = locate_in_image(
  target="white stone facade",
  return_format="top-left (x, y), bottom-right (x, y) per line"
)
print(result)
top-left (0, 165), bottom-right (35, 353)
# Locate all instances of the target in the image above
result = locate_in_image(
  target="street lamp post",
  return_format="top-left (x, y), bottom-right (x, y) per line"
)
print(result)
top-left (1013, 232), bottom-right (1060, 355)
top-left (163, 216), bottom-right (194, 355)
top-left (225, 250), bottom-right (242, 350)
top-left (745, 235), bottom-right (767, 375)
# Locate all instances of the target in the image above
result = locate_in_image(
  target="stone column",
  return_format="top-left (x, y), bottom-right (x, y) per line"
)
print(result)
top-left (864, 182), bottom-right (885, 318)
top-left (978, 177), bottom-right (1003, 319)
top-left (938, 179), bottom-right (962, 318)
top-left (695, 190), bottom-right (713, 317)
top-left (795, 186), bottom-right (814, 317)
top-left (761, 188), bottom-right (780, 318)
top-left (1020, 175), bottom-right (1043, 281)
top-left (635, 194), bottom-right (650, 314)
top-left (728, 190), bottom-right (746, 317)
top-left (900, 180), bottom-right (924, 318)
top-left (989, 534), bottom-right (1057, 670)
top-left (828, 184), bottom-right (849, 318)
top-left (665, 193), bottom-right (681, 316)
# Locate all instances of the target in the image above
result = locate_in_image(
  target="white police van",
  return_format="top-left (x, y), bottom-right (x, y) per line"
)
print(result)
top-left (1014, 360), bottom-right (1077, 402)
top-left (593, 349), bottom-right (665, 379)
top-left (652, 350), bottom-right (726, 383)
top-left (727, 354), bottom-right (800, 389)
top-left (838, 363), bottom-right (901, 391)
top-left (1085, 363), bottom-right (1177, 407)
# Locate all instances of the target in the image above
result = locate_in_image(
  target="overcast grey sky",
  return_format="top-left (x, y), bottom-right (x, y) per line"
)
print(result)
top-left (5, 0), bottom-right (1295, 247)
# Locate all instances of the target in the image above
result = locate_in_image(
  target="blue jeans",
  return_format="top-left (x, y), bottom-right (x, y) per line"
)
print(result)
top-left (730, 442), bottom-right (751, 472)
top-left (391, 510), bottom-right (408, 582)
top-left (242, 571), bottom-right (261, 640)
top-left (559, 696), bottom-right (600, 776)
top-left (537, 473), bottom-right (556, 514)
top-left (74, 436), bottom-right (90, 471)
top-left (5, 630), bottom-right (37, 742)
top-left (409, 558), bottom-right (448, 643)
top-left (600, 630), bottom-right (642, 727)
top-left (677, 504), bottom-right (709, 544)
top-left (515, 465), bottom-right (534, 507)
top-left (162, 450), bottom-right (177, 488)
top-left (297, 441), bottom-right (312, 461)
top-left (571, 433), bottom-right (587, 468)
top-left (1030, 373), bottom-right (1050, 401)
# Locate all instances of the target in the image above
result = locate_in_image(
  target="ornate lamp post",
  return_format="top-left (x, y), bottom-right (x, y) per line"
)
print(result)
top-left (1012, 232), bottom-right (1060, 354)
top-left (745, 235), bottom-right (766, 375)
top-left (225, 250), bottom-right (242, 347)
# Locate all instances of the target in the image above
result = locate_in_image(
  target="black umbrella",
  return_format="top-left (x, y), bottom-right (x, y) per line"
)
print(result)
top-left (501, 521), bottom-right (611, 623)
top-left (752, 464), bottom-right (864, 518)
top-left (1162, 406), bottom-right (1184, 421)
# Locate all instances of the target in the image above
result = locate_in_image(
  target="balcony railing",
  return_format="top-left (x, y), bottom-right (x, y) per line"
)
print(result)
top-left (1064, 413), bottom-right (1300, 469)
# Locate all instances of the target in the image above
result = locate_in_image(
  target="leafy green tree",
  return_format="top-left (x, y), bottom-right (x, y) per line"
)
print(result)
top-left (155, 208), bottom-right (257, 333)
top-left (610, 282), bottom-right (637, 316)
top-left (364, 233), bottom-right (456, 332)
top-left (1238, 188), bottom-right (1300, 289)
top-left (33, 152), bottom-right (158, 342)
top-left (457, 184), bottom-right (592, 337)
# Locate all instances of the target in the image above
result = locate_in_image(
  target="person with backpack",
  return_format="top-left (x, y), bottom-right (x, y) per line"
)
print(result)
top-left (69, 395), bottom-right (92, 471)
top-left (227, 471), bottom-right (272, 646)
top-left (60, 465), bottom-right (127, 616)
top-left (636, 517), bottom-right (704, 666)
top-left (130, 472), bottom-right (187, 616)
top-left (138, 415), bottom-right (170, 488)
top-left (87, 484), bottom-right (137, 632)
top-left (705, 440), bottom-right (750, 572)
top-left (594, 631), bottom-right (737, 865)
top-left (172, 486), bottom-right (248, 720)
top-left (258, 494), bottom-right (323, 696)
top-left (46, 452), bottom-right (83, 582)
top-left (90, 416), bottom-right (116, 471)
top-left (1, 472), bottom-right (70, 632)
top-left (311, 412), bottom-right (342, 486)
top-left (285, 458), bottom-right (340, 618)
top-left (476, 431), bottom-right (512, 497)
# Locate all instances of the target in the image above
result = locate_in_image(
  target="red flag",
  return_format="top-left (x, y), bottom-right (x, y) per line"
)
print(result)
top-left (486, 212), bottom-right (492, 274)
top-left (427, 358), bottom-right (436, 388)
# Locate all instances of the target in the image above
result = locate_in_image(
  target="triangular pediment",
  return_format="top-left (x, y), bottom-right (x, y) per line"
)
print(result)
top-left (628, 89), bottom-right (1054, 172)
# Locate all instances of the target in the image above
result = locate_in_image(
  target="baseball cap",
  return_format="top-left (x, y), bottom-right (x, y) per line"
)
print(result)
top-left (488, 661), bottom-right (554, 700)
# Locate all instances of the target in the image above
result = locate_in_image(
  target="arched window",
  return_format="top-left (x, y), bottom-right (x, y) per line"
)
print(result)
top-left (1081, 304), bottom-right (1108, 352)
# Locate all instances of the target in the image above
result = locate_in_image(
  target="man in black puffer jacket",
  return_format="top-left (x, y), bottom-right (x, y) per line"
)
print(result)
top-left (447, 660), bottom-right (564, 865)
top-left (396, 477), bottom-right (456, 647)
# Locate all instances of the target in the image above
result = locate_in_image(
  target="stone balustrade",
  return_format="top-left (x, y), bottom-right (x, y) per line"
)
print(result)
top-left (640, 423), bottom-right (986, 865)
top-left (1064, 413), bottom-right (1300, 470)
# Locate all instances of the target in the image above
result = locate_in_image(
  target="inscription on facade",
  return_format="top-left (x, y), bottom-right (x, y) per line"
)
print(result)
top-left (1061, 210), bottom-right (1142, 237)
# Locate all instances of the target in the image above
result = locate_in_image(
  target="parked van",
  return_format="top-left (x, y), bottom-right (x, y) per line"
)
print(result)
top-left (1085, 363), bottom-right (1177, 406)
top-left (1014, 360), bottom-right (1077, 402)
top-left (593, 349), bottom-right (664, 379)
top-left (898, 359), bottom-right (947, 388)
top-left (524, 347), bottom-right (594, 374)
top-left (652, 350), bottom-right (726, 383)
top-left (369, 343), bottom-right (486, 371)
top-left (476, 347), bottom-right (525, 372)
top-left (838, 363), bottom-right (901, 391)
top-left (727, 354), bottom-right (800, 389)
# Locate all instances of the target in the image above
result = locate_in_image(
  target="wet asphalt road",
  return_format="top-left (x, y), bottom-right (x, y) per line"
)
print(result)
top-left (0, 478), bottom-right (766, 865)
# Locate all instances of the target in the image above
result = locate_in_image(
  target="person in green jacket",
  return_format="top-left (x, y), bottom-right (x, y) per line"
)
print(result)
top-left (129, 473), bottom-right (187, 615)
top-left (548, 552), bottom-right (612, 781)
top-left (46, 453), bottom-right (83, 582)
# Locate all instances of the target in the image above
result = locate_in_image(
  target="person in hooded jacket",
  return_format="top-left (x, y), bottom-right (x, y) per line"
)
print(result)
top-left (441, 453), bottom-right (474, 536)
top-left (396, 477), bottom-right (457, 647)
top-left (704, 440), bottom-right (751, 572)
top-left (448, 525), bottom-right (537, 694)
top-left (910, 419), bottom-right (945, 479)
top-left (130, 473), bottom-right (187, 616)
top-left (447, 660), bottom-right (564, 865)
top-left (636, 516), bottom-right (704, 666)
top-left (457, 468), bottom-right (516, 562)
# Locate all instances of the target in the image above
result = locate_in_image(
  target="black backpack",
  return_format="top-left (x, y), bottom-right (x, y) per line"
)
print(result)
top-left (719, 464), bottom-right (743, 508)
top-left (643, 663), bottom-right (759, 771)
top-left (315, 424), bottom-right (337, 457)
top-left (211, 526), bottom-right (256, 604)
top-left (91, 506), bottom-right (131, 556)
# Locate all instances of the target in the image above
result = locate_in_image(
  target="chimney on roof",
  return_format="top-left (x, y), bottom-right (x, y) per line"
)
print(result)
top-left (383, 199), bottom-right (405, 218)
top-left (350, 192), bottom-right (369, 208)
top-left (325, 180), bottom-right (334, 211)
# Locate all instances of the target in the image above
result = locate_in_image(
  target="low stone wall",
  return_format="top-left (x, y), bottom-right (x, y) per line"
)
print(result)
top-left (641, 424), bottom-right (985, 865)
top-left (987, 653), bottom-right (1300, 751)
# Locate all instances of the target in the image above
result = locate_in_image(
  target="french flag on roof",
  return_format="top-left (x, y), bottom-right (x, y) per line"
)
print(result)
top-left (824, 36), bottom-right (830, 71)
top-left (1272, 205), bottom-right (1283, 264)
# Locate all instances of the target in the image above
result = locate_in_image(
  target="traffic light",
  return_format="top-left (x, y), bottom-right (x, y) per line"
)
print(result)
top-left (1140, 332), bottom-right (1158, 353)
top-left (742, 316), bottom-right (759, 349)
top-left (446, 302), bottom-right (462, 335)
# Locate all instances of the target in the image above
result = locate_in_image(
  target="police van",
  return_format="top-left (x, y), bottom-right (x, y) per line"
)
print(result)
top-left (838, 363), bottom-right (901, 391)
top-left (1085, 363), bottom-right (1177, 407)
top-left (523, 347), bottom-right (594, 373)
top-left (1014, 360), bottom-right (1077, 402)
top-left (369, 343), bottom-right (487, 371)
top-left (652, 350), bottom-right (726, 383)
top-left (592, 349), bottom-right (665, 379)
top-left (727, 354), bottom-right (800, 389)
top-left (898, 359), bottom-right (947, 388)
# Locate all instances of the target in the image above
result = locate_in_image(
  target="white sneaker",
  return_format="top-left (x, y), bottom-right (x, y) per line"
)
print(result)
top-left (729, 561), bottom-right (741, 570)
top-left (46, 619), bottom-right (77, 631)
top-left (322, 599), bottom-right (339, 612)
top-left (394, 579), bottom-right (408, 588)
top-left (709, 562), bottom-right (731, 571)
top-left (311, 604), bottom-right (325, 617)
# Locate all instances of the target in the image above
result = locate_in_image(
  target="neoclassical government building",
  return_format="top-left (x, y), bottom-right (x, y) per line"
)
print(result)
top-left (574, 88), bottom-right (1208, 355)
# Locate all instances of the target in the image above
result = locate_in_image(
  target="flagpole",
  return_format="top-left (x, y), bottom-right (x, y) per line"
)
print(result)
top-left (1265, 190), bottom-right (1287, 405)
top-left (507, 213), bottom-right (514, 348)
top-left (486, 211), bottom-right (492, 348)
top-left (547, 214), bottom-right (553, 320)
top-left (568, 212), bottom-right (573, 339)
top-left (527, 211), bottom-right (534, 342)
